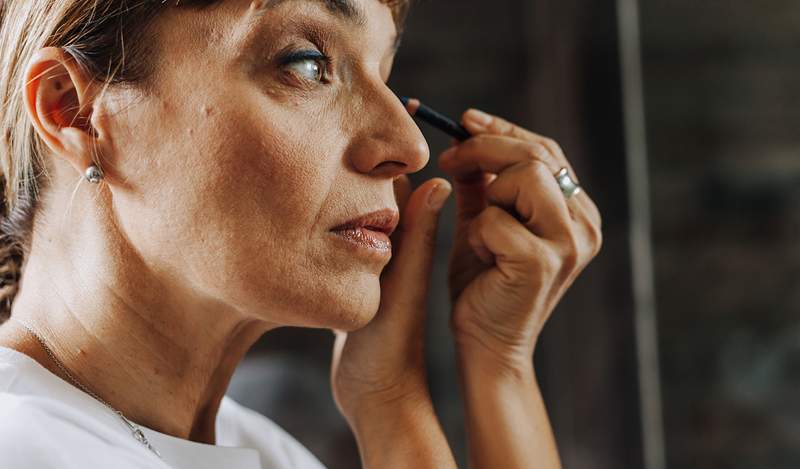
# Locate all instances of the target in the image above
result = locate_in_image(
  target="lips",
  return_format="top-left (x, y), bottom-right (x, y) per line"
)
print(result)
top-left (329, 209), bottom-right (399, 259)
top-left (330, 209), bottom-right (399, 237)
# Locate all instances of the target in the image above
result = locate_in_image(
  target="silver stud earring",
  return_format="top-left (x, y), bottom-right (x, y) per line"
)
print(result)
top-left (84, 165), bottom-right (103, 184)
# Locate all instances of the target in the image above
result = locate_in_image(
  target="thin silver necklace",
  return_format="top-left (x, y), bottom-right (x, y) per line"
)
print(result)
top-left (10, 317), bottom-right (163, 459)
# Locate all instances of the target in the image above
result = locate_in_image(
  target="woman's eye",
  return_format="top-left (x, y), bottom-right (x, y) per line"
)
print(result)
top-left (289, 59), bottom-right (323, 81)
top-left (280, 51), bottom-right (328, 84)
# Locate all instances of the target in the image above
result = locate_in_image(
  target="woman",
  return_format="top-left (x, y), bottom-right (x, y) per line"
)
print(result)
top-left (0, 0), bottom-right (602, 468)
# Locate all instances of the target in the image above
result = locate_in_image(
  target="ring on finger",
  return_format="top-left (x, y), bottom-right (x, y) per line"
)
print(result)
top-left (555, 168), bottom-right (582, 199)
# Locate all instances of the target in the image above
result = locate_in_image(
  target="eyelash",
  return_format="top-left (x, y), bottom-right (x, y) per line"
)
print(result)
top-left (278, 49), bottom-right (331, 85)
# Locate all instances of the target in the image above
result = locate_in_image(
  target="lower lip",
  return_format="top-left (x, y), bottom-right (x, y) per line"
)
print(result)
top-left (329, 227), bottom-right (392, 259)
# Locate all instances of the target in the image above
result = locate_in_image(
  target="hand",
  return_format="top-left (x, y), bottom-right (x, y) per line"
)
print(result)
top-left (440, 109), bottom-right (602, 370)
top-left (330, 175), bottom-right (452, 423)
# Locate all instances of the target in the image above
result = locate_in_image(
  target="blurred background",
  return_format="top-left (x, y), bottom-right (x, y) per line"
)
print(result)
top-left (227, 0), bottom-right (800, 468)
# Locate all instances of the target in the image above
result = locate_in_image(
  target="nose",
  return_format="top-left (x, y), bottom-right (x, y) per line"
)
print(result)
top-left (345, 85), bottom-right (430, 178)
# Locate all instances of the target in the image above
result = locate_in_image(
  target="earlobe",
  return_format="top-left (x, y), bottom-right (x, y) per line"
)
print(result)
top-left (23, 47), bottom-right (100, 177)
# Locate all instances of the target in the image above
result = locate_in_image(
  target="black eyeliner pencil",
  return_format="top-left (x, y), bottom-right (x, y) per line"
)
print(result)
top-left (398, 96), bottom-right (472, 141)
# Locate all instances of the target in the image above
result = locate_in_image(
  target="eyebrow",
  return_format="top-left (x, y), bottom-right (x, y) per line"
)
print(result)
top-left (255, 0), bottom-right (402, 56)
top-left (259, 0), bottom-right (367, 25)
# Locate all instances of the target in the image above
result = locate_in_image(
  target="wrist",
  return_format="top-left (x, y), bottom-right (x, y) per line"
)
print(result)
top-left (453, 329), bottom-right (536, 383)
top-left (348, 392), bottom-right (456, 469)
top-left (348, 388), bottom-right (433, 432)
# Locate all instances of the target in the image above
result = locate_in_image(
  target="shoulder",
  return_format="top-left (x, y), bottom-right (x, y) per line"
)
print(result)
top-left (0, 392), bottom-right (156, 469)
top-left (218, 396), bottom-right (327, 469)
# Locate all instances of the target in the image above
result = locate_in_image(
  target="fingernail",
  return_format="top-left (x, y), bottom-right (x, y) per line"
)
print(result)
top-left (467, 109), bottom-right (493, 128)
top-left (427, 183), bottom-right (452, 210)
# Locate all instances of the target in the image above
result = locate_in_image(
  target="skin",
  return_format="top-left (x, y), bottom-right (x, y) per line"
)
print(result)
top-left (0, 0), bottom-right (602, 467)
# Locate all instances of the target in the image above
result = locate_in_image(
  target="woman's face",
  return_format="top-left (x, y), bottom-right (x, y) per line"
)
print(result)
top-left (102, 0), bottom-right (428, 330)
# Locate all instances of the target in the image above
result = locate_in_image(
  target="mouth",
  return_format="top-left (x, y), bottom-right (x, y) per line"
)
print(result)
top-left (330, 209), bottom-right (399, 236)
top-left (329, 209), bottom-right (399, 258)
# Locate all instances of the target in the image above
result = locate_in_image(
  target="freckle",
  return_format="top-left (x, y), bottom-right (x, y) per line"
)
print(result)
top-left (201, 105), bottom-right (214, 117)
top-left (187, 128), bottom-right (194, 135)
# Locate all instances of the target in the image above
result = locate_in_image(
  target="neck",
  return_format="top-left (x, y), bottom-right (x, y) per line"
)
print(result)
top-left (0, 184), bottom-right (277, 444)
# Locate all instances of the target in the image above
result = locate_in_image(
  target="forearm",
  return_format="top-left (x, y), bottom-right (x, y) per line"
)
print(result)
top-left (456, 345), bottom-right (561, 469)
top-left (349, 394), bottom-right (457, 469)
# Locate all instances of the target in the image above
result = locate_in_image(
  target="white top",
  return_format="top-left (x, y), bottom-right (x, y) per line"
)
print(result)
top-left (0, 346), bottom-right (327, 469)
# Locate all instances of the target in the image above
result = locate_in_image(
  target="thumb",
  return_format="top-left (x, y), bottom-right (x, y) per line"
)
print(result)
top-left (377, 178), bottom-right (452, 328)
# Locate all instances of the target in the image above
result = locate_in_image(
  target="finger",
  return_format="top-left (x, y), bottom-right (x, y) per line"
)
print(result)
top-left (378, 178), bottom-right (452, 328)
top-left (438, 147), bottom-right (494, 227)
top-left (570, 189), bottom-right (602, 230)
top-left (439, 134), bottom-right (561, 179)
top-left (467, 206), bottom-right (555, 280)
top-left (460, 110), bottom-right (600, 224)
top-left (461, 109), bottom-right (577, 179)
top-left (585, 196), bottom-right (602, 228)
top-left (572, 207), bottom-right (604, 264)
top-left (440, 134), bottom-right (598, 227)
top-left (486, 159), bottom-right (572, 239)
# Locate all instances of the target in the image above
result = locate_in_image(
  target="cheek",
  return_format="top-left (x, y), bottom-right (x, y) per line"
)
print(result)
top-left (200, 109), bottom-right (382, 329)
top-left (180, 103), bottom-right (382, 323)
top-left (182, 104), bottom-right (328, 260)
top-left (110, 84), bottom-right (380, 329)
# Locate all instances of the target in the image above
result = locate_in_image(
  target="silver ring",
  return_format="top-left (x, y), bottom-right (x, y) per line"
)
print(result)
top-left (555, 168), bottom-right (581, 199)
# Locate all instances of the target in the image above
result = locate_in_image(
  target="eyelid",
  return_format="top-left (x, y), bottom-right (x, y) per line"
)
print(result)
top-left (278, 49), bottom-right (327, 66)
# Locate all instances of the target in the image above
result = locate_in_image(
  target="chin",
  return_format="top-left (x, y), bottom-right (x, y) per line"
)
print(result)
top-left (316, 270), bottom-right (383, 332)
top-left (237, 259), bottom-right (385, 331)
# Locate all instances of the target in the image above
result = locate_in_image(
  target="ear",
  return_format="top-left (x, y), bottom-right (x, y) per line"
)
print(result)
top-left (23, 47), bottom-right (101, 178)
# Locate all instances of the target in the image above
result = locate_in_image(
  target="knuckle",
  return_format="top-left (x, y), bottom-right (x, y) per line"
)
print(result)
top-left (523, 143), bottom-right (549, 162)
top-left (592, 205), bottom-right (603, 230)
top-left (589, 223), bottom-right (604, 257)
top-left (523, 159), bottom-right (550, 181)
top-left (559, 231), bottom-right (581, 273)
top-left (514, 160), bottom-right (538, 181)
top-left (471, 206), bottom-right (504, 237)
top-left (542, 137), bottom-right (562, 155)
top-left (491, 117), bottom-right (514, 135)
top-left (536, 249), bottom-right (562, 279)
top-left (519, 235), bottom-right (544, 268)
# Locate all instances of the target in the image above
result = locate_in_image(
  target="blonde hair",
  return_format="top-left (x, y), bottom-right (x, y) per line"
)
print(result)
top-left (0, 0), bottom-right (411, 322)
